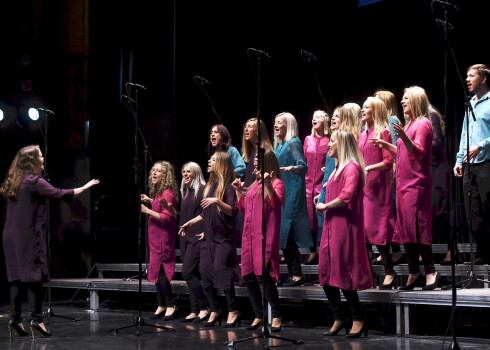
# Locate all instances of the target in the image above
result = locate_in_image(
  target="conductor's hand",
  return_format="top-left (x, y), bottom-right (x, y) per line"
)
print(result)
top-left (83, 179), bottom-right (100, 190)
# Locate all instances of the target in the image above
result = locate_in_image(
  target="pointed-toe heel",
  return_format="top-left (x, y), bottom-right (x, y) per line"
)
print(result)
top-left (379, 273), bottom-right (398, 290)
top-left (29, 320), bottom-right (52, 338)
top-left (346, 322), bottom-right (368, 338)
top-left (245, 320), bottom-right (263, 330)
top-left (8, 320), bottom-right (29, 337)
top-left (399, 274), bottom-right (423, 291)
top-left (422, 272), bottom-right (441, 291)
top-left (162, 306), bottom-right (179, 321)
top-left (323, 320), bottom-right (349, 336)
top-left (193, 312), bottom-right (210, 323)
top-left (203, 312), bottom-right (222, 327)
top-left (223, 312), bottom-right (241, 328)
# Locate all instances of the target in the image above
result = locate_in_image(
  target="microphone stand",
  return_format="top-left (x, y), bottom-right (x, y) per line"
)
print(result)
top-left (193, 75), bottom-right (222, 123)
top-left (109, 85), bottom-right (173, 334)
top-left (431, 1), bottom-right (489, 348)
top-left (40, 109), bottom-right (79, 323)
top-left (225, 49), bottom-right (303, 348)
top-left (300, 49), bottom-right (328, 113)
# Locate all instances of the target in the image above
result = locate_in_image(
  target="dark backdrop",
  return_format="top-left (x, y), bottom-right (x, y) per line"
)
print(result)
top-left (1, 0), bottom-right (490, 302)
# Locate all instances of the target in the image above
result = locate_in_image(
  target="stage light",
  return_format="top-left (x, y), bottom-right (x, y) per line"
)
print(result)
top-left (0, 109), bottom-right (4, 122)
top-left (28, 107), bottom-right (40, 121)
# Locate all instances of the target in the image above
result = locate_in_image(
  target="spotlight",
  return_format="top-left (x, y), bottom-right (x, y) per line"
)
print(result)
top-left (28, 107), bottom-right (40, 121)
top-left (0, 109), bottom-right (4, 122)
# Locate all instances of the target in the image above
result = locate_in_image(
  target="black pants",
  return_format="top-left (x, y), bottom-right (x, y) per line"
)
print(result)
top-left (282, 234), bottom-right (302, 277)
top-left (404, 243), bottom-right (435, 275)
top-left (10, 281), bottom-right (44, 323)
top-left (182, 272), bottom-right (208, 314)
top-left (463, 161), bottom-right (490, 261)
top-left (243, 270), bottom-right (281, 319)
top-left (322, 285), bottom-right (364, 321)
top-left (155, 266), bottom-right (175, 308)
top-left (376, 244), bottom-right (395, 275)
top-left (203, 285), bottom-right (238, 313)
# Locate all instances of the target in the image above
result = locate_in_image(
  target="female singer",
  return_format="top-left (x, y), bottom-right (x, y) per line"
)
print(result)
top-left (1, 145), bottom-right (99, 337)
top-left (233, 149), bottom-right (284, 331)
top-left (273, 112), bottom-right (313, 286)
top-left (342, 102), bottom-right (362, 138)
top-left (372, 90), bottom-right (405, 266)
top-left (316, 130), bottom-right (372, 338)
top-left (315, 107), bottom-right (341, 237)
top-left (208, 124), bottom-right (246, 179)
top-left (179, 152), bottom-right (240, 327)
top-left (303, 110), bottom-right (330, 265)
top-left (359, 97), bottom-right (396, 288)
top-left (178, 162), bottom-right (210, 322)
top-left (140, 161), bottom-right (179, 320)
top-left (241, 118), bottom-right (273, 188)
top-left (372, 86), bottom-right (439, 290)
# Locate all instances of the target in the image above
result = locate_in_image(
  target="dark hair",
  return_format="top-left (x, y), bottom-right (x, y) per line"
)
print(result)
top-left (0, 145), bottom-right (42, 198)
top-left (207, 124), bottom-right (232, 158)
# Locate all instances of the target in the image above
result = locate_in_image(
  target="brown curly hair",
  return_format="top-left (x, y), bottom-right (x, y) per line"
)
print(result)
top-left (0, 145), bottom-right (43, 198)
top-left (147, 161), bottom-right (179, 201)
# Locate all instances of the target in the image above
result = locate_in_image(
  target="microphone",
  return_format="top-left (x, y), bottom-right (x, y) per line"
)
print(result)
top-left (436, 19), bottom-right (453, 30)
top-left (37, 108), bottom-right (55, 115)
top-left (127, 82), bottom-right (147, 90)
top-left (248, 48), bottom-right (271, 59)
top-left (433, 0), bottom-right (459, 11)
top-left (195, 76), bottom-right (210, 85)
top-left (301, 50), bottom-right (317, 62)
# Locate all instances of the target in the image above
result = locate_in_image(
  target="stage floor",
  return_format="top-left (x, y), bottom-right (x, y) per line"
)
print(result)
top-left (0, 305), bottom-right (487, 350)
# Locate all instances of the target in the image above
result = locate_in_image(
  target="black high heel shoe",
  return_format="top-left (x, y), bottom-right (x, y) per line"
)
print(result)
top-left (379, 272), bottom-right (398, 290)
top-left (271, 317), bottom-right (282, 332)
top-left (181, 314), bottom-right (199, 323)
top-left (162, 306), bottom-right (179, 321)
top-left (223, 312), bottom-right (241, 328)
top-left (8, 319), bottom-right (29, 337)
top-left (192, 311), bottom-right (210, 323)
top-left (422, 272), bottom-right (441, 291)
top-left (323, 320), bottom-right (350, 336)
top-left (399, 274), bottom-right (423, 291)
top-left (245, 319), bottom-right (263, 330)
top-left (203, 312), bottom-right (222, 327)
top-left (29, 320), bottom-right (52, 338)
top-left (346, 321), bottom-right (368, 338)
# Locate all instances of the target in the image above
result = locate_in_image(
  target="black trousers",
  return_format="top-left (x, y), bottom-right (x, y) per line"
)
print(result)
top-left (376, 244), bottom-right (395, 275)
top-left (203, 285), bottom-right (238, 313)
top-left (243, 269), bottom-right (281, 319)
top-left (322, 285), bottom-right (364, 321)
top-left (404, 243), bottom-right (435, 275)
top-left (463, 161), bottom-right (490, 261)
top-left (182, 272), bottom-right (208, 314)
top-left (10, 281), bottom-right (44, 323)
top-left (282, 234), bottom-right (302, 277)
top-left (155, 266), bottom-right (175, 307)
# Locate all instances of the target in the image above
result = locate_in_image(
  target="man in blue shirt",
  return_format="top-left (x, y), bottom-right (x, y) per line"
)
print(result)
top-left (454, 63), bottom-right (490, 265)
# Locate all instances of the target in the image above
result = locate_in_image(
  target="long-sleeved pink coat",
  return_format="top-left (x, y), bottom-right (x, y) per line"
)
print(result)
top-left (358, 128), bottom-right (395, 245)
top-left (147, 189), bottom-right (177, 283)
top-left (319, 162), bottom-right (373, 291)
top-left (236, 178), bottom-right (285, 282)
top-left (393, 117), bottom-right (433, 245)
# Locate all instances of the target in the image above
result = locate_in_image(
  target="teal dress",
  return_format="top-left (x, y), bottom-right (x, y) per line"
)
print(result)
top-left (274, 137), bottom-right (313, 249)
top-left (316, 155), bottom-right (336, 240)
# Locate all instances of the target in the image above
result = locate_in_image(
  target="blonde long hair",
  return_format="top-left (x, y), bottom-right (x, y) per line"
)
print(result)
top-left (338, 104), bottom-right (361, 141)
top-left (180, 162), bottom-right (206, 199)
top-left (310, 110), bottom-right (331, 136)
top-left (0, 145), bottom-right (43, 198)
top-left (241, 118), bottom-right (273, 163)
top-left (148, 161), bottom-right (179, 201)
top-left (403, 86), bottom-right (430, 126)
top-left (273, 112), bottom-right (299, 146)
top-left (363, 97), bottom-right (389, 139)
top-left (204, 151), bottom-right (235, 201)
top-left (374, 90), bottom-right (402, 124)
top-left (330, 130), bottom-right (365, 183)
